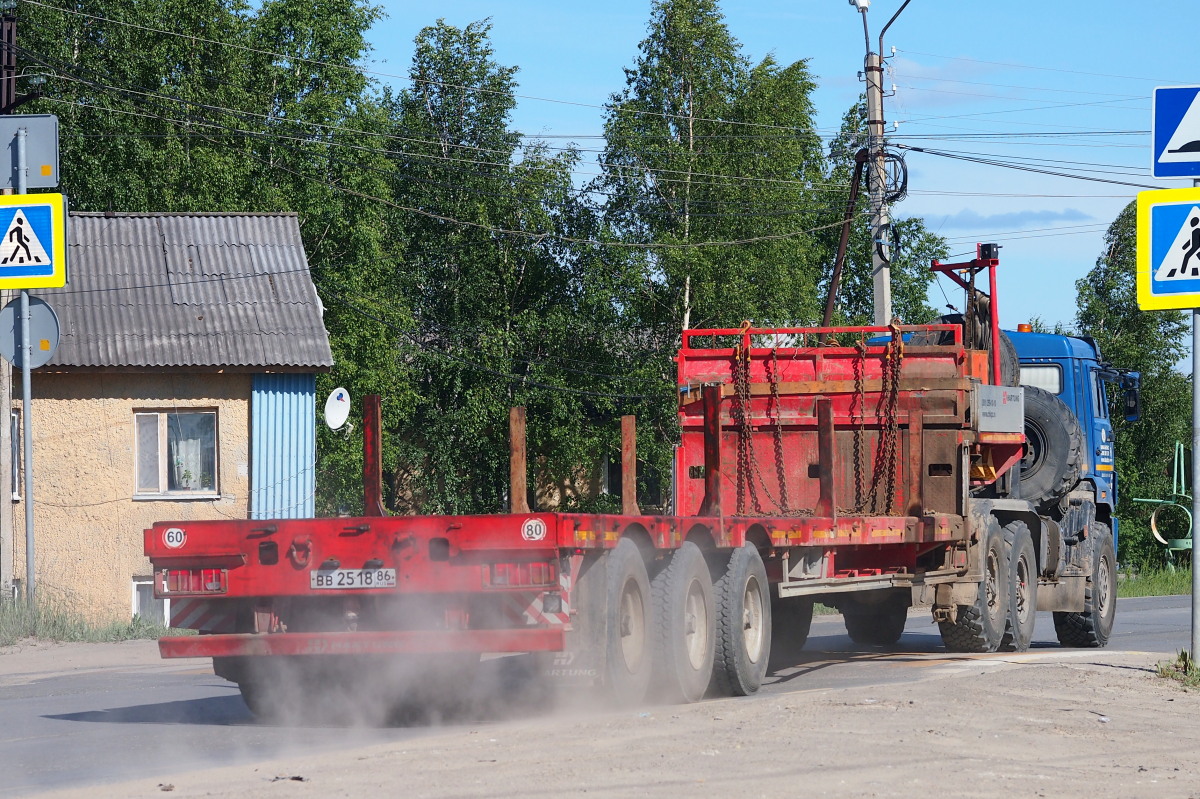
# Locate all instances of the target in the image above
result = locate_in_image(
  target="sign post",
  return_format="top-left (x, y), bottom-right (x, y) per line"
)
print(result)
top-left (1137, 184), bottom-right (1200, 662)
top-left (1147, 86), bottom-right (1200, 663)
top-left (0, 153), bottom-right (65, 604)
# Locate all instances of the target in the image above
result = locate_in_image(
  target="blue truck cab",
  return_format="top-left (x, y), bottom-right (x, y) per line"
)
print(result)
top-left (1005, 329), bottom-right (1141, 548)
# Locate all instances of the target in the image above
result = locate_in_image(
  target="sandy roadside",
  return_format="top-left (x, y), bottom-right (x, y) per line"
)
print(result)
top-left (0, 639), bottom-right (164, 684)
top-left (14, 643), bottom-right (1200, 799)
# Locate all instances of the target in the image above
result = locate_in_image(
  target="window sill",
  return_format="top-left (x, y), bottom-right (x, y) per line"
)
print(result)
top-left (133, 493), bottom-right (224, 502)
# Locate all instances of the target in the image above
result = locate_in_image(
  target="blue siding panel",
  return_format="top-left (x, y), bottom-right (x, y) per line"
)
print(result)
top-left (251, 374), bottom-right (316, 519)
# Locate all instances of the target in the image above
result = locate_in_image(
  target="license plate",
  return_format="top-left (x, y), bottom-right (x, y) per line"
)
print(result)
top-left (310, 568), bottom-right (397, 589)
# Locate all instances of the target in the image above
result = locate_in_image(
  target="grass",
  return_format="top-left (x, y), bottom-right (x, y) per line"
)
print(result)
top-left (1117, 567), bottom-right (1193, 598)
top-left (1158, 651), bottom-right (1200, 688)
top-left (0, 597), bottom-right (189, 648)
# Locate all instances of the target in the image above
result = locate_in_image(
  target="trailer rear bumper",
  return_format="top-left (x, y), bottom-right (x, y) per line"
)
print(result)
top-left (159, 628), bottom-right (565, 659)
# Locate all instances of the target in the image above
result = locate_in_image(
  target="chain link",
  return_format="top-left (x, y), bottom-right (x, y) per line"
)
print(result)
top-left (852, 335), bottom-right (867, 512)
top-left (731, 323), bottom-right (758, 515)
top-left (768, 349), bottom-right (791, 515)
top-left (872, 322), bottom-right (904, 515)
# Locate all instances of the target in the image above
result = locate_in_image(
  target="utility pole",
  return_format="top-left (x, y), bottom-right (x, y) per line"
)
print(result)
top-left (0, 1), bottom-right (14, 601)
top-left (864, 45), bottom-right (890, 326)
top-left (850, 0), bottom-right (912, 326)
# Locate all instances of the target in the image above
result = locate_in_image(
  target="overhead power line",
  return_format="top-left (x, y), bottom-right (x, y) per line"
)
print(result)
top-left (20, 0), bottom-right (840, 136)
top-left (898, 144), bottom-right (1159, 190)
top-left (895, 48), bottom-right (1189, 85)
top-left (32, 49), bottom-right (858, 248)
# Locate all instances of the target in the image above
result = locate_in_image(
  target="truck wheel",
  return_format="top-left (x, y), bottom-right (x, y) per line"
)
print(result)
top-left (397, 654), bottom-right (482, 722)
top-left (1002, 521), bottom-right (1038, 652)
top-left (602, 538), bottom-right (654, 705)
top-left (237, 679), bottom-right (273, 720)
top-left (651, 541), bottom-right (716, 704)
top-left (235, 658), bottom-right (308, 723)
top-left (710, 543), bottom-right (772, 697)
top-left (1054, 523), bottom-right (1116, 648)
top-left (768, 595), bottom-right (814, 669)
top-left (1020, 385), bottom-right (1084, 508)
top-left (842, 591), bottom-right (909, 646)
top-left (939, 523), bottom-right (1009, 652)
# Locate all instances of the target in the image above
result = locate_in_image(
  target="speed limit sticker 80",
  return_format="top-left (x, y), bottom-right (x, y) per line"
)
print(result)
top-left (162, 527), bottom-right (186, 549)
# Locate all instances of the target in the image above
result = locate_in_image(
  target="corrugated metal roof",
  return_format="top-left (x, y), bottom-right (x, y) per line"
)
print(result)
top-left (40, 212), bottom-right (333, 369)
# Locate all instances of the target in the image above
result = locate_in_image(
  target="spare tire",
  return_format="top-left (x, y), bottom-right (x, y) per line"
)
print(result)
top-left (996, 331), bottom-right (1019, 388)
top-left (1019, 385), bottom-right (1083, 508)
top-left (911, 314), bottom-right (1019, 386)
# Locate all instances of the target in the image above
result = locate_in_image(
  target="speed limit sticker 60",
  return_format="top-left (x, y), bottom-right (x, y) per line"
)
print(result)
top-left (163, 528), bottom-right (186, 549)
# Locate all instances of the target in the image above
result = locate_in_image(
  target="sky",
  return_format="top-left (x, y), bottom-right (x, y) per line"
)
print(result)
top-left (362, 1), bottom-right (1197, 332)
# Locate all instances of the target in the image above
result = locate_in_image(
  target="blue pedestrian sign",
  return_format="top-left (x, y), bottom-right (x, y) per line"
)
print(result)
top-left (1136, 187), bottom-right (1200, 310)
top-left (1153, 86), bottom-right (1200, 179)
top-left (0, 194), bottom-right (66, 289)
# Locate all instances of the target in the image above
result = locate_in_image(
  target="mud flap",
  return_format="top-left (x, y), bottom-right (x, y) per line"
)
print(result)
top-left (1035, 575), bottom-right (1086, 612)
top-left (540, 553), bottom-right (606, 688)
top-left (932, 581), bottom-right (981, 624)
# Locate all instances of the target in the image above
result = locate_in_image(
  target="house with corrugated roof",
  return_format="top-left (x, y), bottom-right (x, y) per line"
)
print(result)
top-left (3, 211), bottom-right (332, 622)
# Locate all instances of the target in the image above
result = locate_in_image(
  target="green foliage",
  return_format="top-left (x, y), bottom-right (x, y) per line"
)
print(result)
top-left (18, 0), bottom-right (412, 516)
top-left (380, 20), bottom-right (666, 514)
top-left (1075, 201), bottom-right (1192, 568)
top-left (601, 0), bottom-right (829, 331)
top-left (1026, 316), bottom-right (1070, 335)
top-left (17, 0), bottom-right (952, 519)
top-left (1117, 567), bottom-right (1192, 598)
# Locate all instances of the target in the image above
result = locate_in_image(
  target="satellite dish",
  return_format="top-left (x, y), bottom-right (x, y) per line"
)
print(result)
top-left (324, 387), bottom-right (351, 430)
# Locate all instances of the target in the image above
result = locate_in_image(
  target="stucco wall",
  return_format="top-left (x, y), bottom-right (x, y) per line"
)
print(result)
top-left (10, 372), bottom-right (252, 622)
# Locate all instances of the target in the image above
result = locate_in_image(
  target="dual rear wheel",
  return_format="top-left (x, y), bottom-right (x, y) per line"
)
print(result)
top-left (939, 519), bottom-right (1038, 653)
top-left (598, 540), bottom-right (771, 706)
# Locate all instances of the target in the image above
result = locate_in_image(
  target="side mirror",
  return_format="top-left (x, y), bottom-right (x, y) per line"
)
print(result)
top-left (1124, 386), bottom-right (1141, 422)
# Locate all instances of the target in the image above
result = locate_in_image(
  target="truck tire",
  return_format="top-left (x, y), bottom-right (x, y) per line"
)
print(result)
top-left (1002, 521), bottom-right (1038, 652)
top-left (939, 522), bottom-right (1009, 652)
top-left (1054, 523), bottom-right (1116, 648)
top-left (391, 654), bottom-right (482, 723)
top-left (237, 679), bottom-right (273, 720)
top-left (710, 543), bottom-right (772, 697)
top-left (651, 541), bottom-right (716, 704)
top-left (911, 314), bottom-right (1019, 386)
top-left (1020, 385), bottom-right (1083, 508)
top-left (602, 538), bottom-right (654, 705)
top-left (842, 590), bottom-right (909, 646)
top-left (235, 657), bottom-right (314, 723)
top-left (768, 595), bottom-right (814, 669)
top-left (998, 331), bottom-right (1020, 388)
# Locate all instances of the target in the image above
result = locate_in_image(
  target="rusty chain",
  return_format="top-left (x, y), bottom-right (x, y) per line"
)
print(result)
top-left (731, 328), bottom-right (803, 517)
top-left (852, 334), bottom-right (867, 512)
top-left (871, 322), bottom-right (904, 515)
top-left (768, 349), bottom-right (791, 515)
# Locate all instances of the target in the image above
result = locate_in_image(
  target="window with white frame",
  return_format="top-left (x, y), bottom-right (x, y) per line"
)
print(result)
top-left (132, 577), bottom-right (167, 625)
top-left (135, 410), bottom-right (218, 496)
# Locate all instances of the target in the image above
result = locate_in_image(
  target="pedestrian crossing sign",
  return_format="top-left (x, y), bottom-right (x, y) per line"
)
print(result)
top-left (1137, 186), bottom-right (1200, 310)
top-left (0, 193), bottom-right (66, 289)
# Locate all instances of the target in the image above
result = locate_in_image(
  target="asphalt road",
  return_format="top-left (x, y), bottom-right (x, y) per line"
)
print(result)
top-left (0, 595), bottom-right (1189, 796)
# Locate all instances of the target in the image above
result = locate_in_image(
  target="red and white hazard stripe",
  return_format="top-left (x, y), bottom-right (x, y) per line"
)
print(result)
top-left (169, 598), bottom-right (237, 632)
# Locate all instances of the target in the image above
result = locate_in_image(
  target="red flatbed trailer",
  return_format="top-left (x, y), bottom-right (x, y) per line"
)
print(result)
top-left (148, 265), bottom-right (1093, 713)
